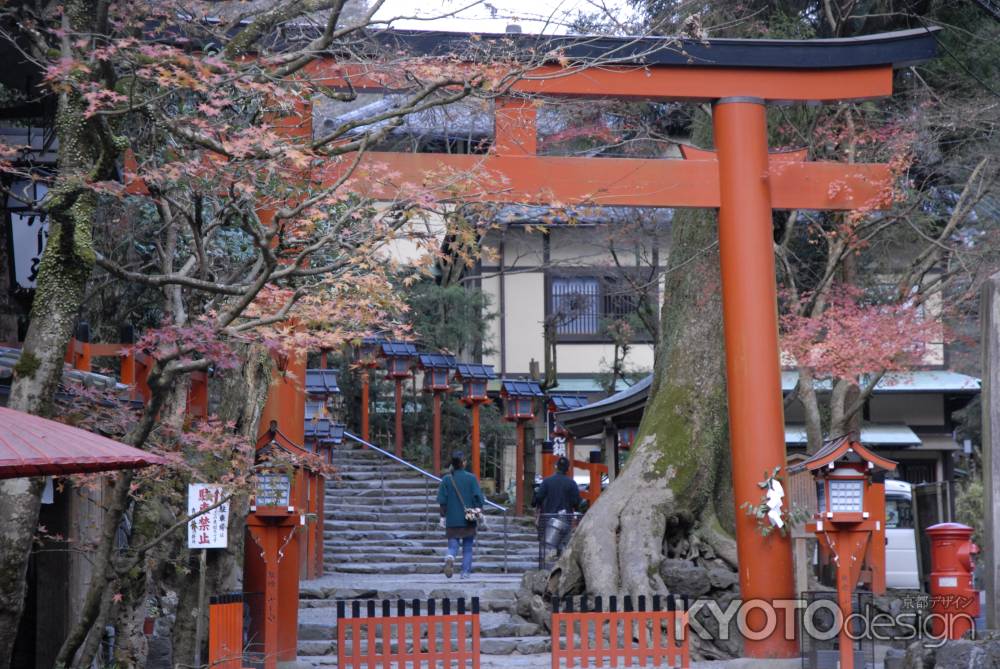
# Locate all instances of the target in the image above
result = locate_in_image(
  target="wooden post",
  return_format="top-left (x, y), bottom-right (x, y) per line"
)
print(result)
top-left (361, 370), bottom-right (371, 443)
top-left (394, 378), bottom-right (404, 457)
top-left (713, 98), bottom-right (796, 657)
top-left (982, 272), bottom-right (1000, 628)
top-left (515, 421), bottom-right (526, 515)
top-left (433, 392), bottom-right (442, 475)
top-left (471, 402), bottom-right (481, 479)
top-left (193, 549), bottom-right (207, 667)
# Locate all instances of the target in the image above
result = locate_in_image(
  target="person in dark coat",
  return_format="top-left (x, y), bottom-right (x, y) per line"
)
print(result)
top-left (534, 456), bottom-right (581, 558)
top-left (437, 450), bottom-right (484, 579)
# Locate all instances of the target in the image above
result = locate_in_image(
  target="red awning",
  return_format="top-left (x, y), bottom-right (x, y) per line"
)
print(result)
top-left (0, 406), bottom-right (167, 478)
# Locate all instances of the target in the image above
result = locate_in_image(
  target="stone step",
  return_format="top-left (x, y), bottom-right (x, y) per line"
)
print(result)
top-left (325, 511), bottom-right (528, 524)
top-left (323, 537), bottom-right (532, 549)
top-left (326, 561), bottom-right (537, 574)
top-left (296, 635), bottom-right (549, 658)
top-left (298, 588), bottom-right (519, 603)
top-left (297, 611), bottom-right (540, 643)
top-left (300, 598), bottom-right (517, 614)
top-left (323, 552), bottom-right (529, 564)
top-left (324, 520), bottom-right (536, 535)
top-left (323, 542), bottom-right (528, 554)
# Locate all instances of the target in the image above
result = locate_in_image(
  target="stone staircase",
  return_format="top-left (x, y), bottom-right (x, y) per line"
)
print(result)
top-left (296, 441), bottom-right (552, 664)
top-left (296, 573), bottom-right (552, 665)
top-left (322, 441), bottom-right (539, 575)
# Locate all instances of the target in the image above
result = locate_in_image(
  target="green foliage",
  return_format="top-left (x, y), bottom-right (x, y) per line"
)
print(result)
top-left (955, 477), bottom-right (984, 546)
top-left (404, 280), bottom-right (495, 354)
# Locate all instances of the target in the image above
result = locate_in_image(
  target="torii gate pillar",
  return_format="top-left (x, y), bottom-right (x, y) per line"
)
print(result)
top-left (714, 98), bottom-right (796, 658)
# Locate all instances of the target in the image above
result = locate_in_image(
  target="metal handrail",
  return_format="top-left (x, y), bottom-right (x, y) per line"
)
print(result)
top-left (342, 430), bottom-right (510, 573)
top-left (342, 431), bottom-right (508, 513)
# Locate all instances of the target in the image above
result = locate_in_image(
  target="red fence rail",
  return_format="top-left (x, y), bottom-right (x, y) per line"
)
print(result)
top-left (551, 594), bottom-right (689, 669)
top-left (208, 593), bottom-right (246, 669)
top-left (337, 597), bottom-right (480, 669)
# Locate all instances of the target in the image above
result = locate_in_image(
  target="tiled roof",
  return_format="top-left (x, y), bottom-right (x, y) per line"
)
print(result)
top-left (548, 394), bottom-right (590, 411)
top-left (501, 379), bottom-right (545, 398)
top-left (454, 363), bottom-right (496, 380)
top-left (305, 369), bottom-right (339, 395)
top-left (418, 353), bottom-right (457, 369)
top-left (381, 341), bottom-right (418, 358)
top-left (781, 370), bottom-right (980, 394)
top-left (0, 406), bottom-right (167, 478)
top-left (0, 346), bottom-right (122, 391)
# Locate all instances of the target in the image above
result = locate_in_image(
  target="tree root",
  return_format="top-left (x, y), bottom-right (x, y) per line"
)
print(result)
top-left (549, 436), bottom-right (674, 598)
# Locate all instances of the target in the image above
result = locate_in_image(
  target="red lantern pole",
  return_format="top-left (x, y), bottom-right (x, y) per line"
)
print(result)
top-left (515, 420), bottom-right (526, 516)
top-left (470, 402), bottom-right (481, 479)
top-left (360, 370), bottom-right (370, 443)
top-left (394, 377), bottom-right (404, 457)
top-left (433, 392), bottom-right (442, 475)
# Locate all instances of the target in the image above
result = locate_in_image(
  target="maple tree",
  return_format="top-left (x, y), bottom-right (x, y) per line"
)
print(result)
top-left (0, 0), bottom-right (583, 665)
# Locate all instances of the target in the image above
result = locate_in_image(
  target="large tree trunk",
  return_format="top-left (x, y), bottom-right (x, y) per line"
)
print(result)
top-left (110, 346), bottom-right (272, 668)
top-left (549, 120), bottom-right (744, 659)
top-left (0, 1), bottom-right (107, 662)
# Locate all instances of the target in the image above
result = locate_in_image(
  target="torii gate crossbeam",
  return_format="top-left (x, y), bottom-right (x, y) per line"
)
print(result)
top-left (305, 27), bottom-right (939, 658)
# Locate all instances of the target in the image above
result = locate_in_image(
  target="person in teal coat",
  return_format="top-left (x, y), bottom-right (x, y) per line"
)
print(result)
top-left (437, 450), bottom-right (483, 579)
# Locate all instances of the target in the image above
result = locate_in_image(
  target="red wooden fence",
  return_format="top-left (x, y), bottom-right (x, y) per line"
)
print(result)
top-left (337, 597), bottom-right (480, 669)
top-left (208, 593), bottom-right (246, 669)
top-left (551, 594), bottom-right (689, 669)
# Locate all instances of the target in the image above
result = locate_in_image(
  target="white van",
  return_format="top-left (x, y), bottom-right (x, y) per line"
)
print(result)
top-left (885, 480), bottom-right (921, 589)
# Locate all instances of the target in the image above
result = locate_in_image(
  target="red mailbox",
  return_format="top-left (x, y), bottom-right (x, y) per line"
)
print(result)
top-left (926, 522), bottom-right (980, 640)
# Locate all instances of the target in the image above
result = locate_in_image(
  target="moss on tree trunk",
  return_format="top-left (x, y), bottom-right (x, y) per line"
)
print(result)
top-left (549, 116), bottom-right (737, 604)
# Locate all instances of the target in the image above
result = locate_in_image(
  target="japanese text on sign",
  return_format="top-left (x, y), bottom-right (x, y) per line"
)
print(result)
top-left (187, 483), bottom-right (229, 549)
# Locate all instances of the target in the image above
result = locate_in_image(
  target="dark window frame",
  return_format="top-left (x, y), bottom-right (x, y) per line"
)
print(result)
top-left (544, 269), bottom-right (658, 343)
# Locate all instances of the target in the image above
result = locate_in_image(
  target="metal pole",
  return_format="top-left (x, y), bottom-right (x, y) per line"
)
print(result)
top-left (713, 97), bottom-right (797, 658)
top-left (981, 272), bottom-right (1000, 628)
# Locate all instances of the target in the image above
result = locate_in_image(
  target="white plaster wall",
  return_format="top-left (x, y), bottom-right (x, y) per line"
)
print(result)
top-left (481, 274), bottom-right (502, 369)
top-left (503, 272), bottom-right (546, 374)
top-left (554, 343), bottom-right (656, 375)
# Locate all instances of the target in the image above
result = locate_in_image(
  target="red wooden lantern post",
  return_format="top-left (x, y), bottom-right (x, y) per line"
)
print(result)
top-left (501, 379), bottom-right (545, 516)
top-left (794, 438), bottom-right (897, 669)
top-left (454, 363), bottom-right (496, 479)
top-left (354, 337), bottom-right (383, 443)
top-left (419, 353), bottom-right (457, 475)
top-left (303, 367), bottom-right (341, 579)
top-left (246, 422), bottom-right (313, 669)
top-left (380, 341), bottom-right (417, 457)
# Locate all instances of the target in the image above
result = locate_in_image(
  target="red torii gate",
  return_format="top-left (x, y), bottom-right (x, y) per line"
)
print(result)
top-left (300, 27), bottom-right (939, 658)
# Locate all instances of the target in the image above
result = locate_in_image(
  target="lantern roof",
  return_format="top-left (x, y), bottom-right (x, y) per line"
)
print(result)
top-left (305, 368), bottom-right (340, 395)
top-left (548, 394), bottom-right (589, 412)
top-left (454, 363), bottom-right (497, 380)
top-left (254, 422), bottom-right (320, 469)
top-left (501, 379), bottom-right (545, 398)
top-left (304, 417), bottom-right (346, 445)
top-left (380, 341), bottom-right (418, 358)
top-left (418, 353), bottom-right (457, 370)
top-left (788, 435), bottom-right (897, 474)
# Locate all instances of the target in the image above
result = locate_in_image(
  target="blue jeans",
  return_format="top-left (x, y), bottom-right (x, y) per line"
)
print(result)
top-left (447, 536), bottom-right (474, 575)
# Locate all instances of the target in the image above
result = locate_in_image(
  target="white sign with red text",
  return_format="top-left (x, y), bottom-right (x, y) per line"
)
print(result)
top-left (187, 484), bottom-right (229, 549)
